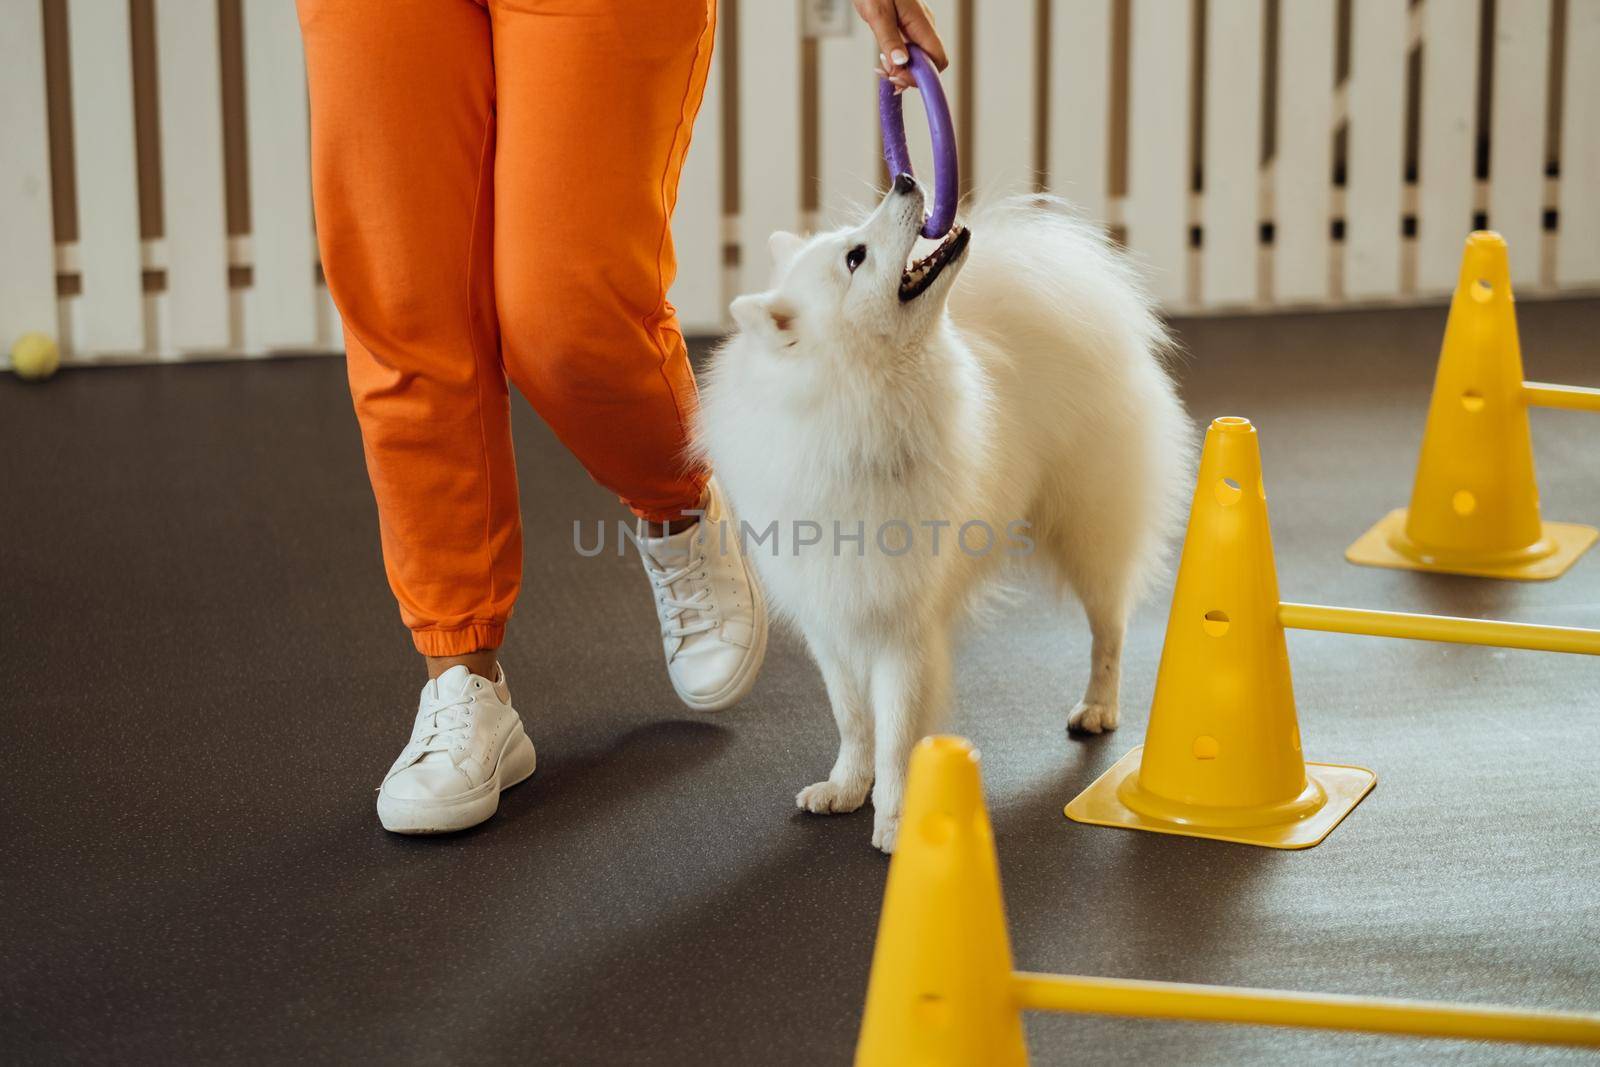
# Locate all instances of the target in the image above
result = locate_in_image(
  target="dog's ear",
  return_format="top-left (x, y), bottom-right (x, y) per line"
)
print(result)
top-left (767, 231), bottom-right (803, 272)
top-left (730, 293), bottom-right (798, 347)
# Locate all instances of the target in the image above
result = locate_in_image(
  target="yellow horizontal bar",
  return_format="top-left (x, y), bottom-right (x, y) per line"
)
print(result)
top-left (1524, 380), bottom-right (1600, 413)
top-left (1278, 602), bottom-right (1600, 656)
top-left (1012, 972), bottom-right (1600, 1047)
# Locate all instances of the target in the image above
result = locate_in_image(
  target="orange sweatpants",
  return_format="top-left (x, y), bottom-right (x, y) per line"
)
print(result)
top-left (297, 0), bottom-right (714, 656)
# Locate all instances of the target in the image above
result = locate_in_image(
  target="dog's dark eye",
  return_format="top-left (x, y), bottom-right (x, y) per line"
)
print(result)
top-left (845, 245), bottom-right (866, 273)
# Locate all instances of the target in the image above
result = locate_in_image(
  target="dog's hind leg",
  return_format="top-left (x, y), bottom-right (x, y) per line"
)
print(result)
top-left (868, 626), bottom-right (953, 853)
top-left (1067, 592), bottom-right (1126, 735)
top-left (1043, 518), bottom-right (1135, 736)
top-left (796, 647), bottom-right (875, 815)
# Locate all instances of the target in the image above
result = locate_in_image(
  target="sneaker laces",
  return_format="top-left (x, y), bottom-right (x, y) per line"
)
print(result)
top-left (409, 692), bottom-right (476, 758)
top-left (645, 547), bottom-right (719, 640)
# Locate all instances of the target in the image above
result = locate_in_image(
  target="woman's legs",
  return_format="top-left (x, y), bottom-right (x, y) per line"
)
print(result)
top-left (299, 0), bottom-right (517, 666)
top-left (487, 0), bottom-right (715, 523)
top-left (485, 1), bottom-right (765, 713)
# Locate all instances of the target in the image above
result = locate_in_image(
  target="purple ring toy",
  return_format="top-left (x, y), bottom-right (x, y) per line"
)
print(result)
top-left (879, 44), bottom-right (958, 239)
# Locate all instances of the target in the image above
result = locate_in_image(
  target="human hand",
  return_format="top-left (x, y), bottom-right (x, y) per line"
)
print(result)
top-left (853, 0), bottom-right (949, 94)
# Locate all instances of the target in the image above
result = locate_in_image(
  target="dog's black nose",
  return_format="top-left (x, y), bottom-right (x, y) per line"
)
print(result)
top-left (893, 173), bottom-right (917, 195)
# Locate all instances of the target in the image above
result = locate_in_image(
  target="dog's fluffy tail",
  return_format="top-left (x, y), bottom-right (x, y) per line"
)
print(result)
top-left (950, 193), bottom-right (1195, 607)
top-left (952, 194), bottom-right (1175, 367)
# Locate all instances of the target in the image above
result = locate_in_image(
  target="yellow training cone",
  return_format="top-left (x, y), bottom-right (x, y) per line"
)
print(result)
top-left (1347, 232), bottom-right (1598, 579)
top-left (856, 737), bottom-right (1028, 1067)
top-left (1067, 418), bottom-right (1375, 849)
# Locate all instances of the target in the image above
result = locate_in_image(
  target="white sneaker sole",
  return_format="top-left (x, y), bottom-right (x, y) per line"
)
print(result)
top-left (376, 724), bottom-right (537, 835)
top-left (674, 551), bottom-right (769, 713)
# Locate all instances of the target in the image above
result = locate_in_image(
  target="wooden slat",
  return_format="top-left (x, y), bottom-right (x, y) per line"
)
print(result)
top-left (1126, 0), bottom-right (1193, 305)
top-left (67, 0), bottom-right (145, 355)
top-left (241, 0), bottom-right (316, 350)
top-left (1273, 0), bottom-right (1336, 303)
top-left (155, 0), bottom-right (230, 351)
top-left (671, 26), bottom-right (724, 333)
top-left (0, 0), bottom-right (59, 360)
top-left (1046, 0), bottom-right (1112, 224)
top-left (817, 23), bottom-right (881, 228)
top-left (1343, 0), bottom-right (1407, 299)
top-left (1200, 0), bottom-right (1264, 307)
top-left (737, 2), bottom-right (803, 295)
top-left (972, 0), bottom-right (1038, 197)
top-left (1556, 0), bottom-right (1600, 285)
top-left (1415, 0), bottom-right (1481, 295)
top-left (1487, 0), bottom-right (1551, 287)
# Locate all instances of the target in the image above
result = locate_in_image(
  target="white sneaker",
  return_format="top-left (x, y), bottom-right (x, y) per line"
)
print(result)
top-left (637, 477), bottom-right (768, 712)
top-left (376, 664), bottom-right (537, 834)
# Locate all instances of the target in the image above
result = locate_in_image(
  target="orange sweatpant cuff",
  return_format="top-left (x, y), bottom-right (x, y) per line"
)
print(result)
top-left (626, 469), bottom-right (711, 525)
top-left (410, 621), bottom-right (506, 657)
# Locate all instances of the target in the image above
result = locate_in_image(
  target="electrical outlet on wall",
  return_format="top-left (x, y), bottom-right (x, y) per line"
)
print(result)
top-left (802, 0), bottom-right (854, 38)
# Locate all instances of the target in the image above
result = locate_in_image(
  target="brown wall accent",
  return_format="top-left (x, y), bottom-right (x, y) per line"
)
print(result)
top-left (130, 0), bottom-right (162, 241)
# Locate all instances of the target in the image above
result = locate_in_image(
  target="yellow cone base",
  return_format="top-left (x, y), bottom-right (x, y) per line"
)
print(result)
top-left (1065, 746), bottom-right (1376, 850)
top-left (1347, 508), bottom-right (1598, 581)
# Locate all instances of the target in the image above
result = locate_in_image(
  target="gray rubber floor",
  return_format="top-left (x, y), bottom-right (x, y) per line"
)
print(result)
top-left (3, 299), bottom-right (1598, 1065)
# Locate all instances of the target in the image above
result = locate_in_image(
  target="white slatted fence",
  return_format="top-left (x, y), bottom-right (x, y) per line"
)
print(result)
top-left (65, 0), bottom-right (145, 354)
top-left (971, 0), bottom-right (1037, 199)
top-left (0, 1), bottom-right (58, 351)
top-left (1045, 0), bottom-right (1111, 224)
top-left (670, 10), bottom-right (725, 332)
top-left (155, 0), bottom-right (230, 354)
top-left (737, 2), bottom-right (804, 295)
top-left (1416, 0), bottom-right (1481, 296)
top-left (4, 0), bottom-right (1598, 370)
top-left (1273, 0), bottom-right (1336, 304)
top-left (1557, 0), bottom-right (1600, 287)
top-left (1126, 0), bottom-right (1194, 306)
top-left (1201, 0), bottom-right (1265, 307)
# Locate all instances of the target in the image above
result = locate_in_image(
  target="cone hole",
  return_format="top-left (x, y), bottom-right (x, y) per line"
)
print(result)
top-left (1452, 490), bottom-right (1477, 516)
top-left (1460, 390), bottom-right (1485, 412)
top-left (1472, 278), bottom-right (1494, 302)
top-left (1192, 735), bottom-right (1220, 760)
top-left (1202, 610), bottom-right (1230, 637)
top-left (1216, 477), bottom-right (1243, 505)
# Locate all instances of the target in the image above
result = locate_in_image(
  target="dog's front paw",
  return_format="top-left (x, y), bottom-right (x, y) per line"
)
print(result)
top-left (796, 778), bottom-right (870, 814)
top-left (1068, 699), bottom-right (1120, 735)
top-left (871, 814), bottom-right (900, 854)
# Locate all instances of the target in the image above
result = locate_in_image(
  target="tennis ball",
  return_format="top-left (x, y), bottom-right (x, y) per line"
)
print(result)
top-left (10, 332), bottom-right (60, 381)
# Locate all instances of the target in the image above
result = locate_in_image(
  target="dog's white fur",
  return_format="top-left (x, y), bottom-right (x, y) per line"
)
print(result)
top-left (693, 182), bottom-right (1191, 851)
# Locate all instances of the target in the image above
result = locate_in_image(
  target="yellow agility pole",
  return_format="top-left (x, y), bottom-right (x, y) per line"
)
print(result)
top-left (857, 738), bottom-right (1600, 1065)
top-left (1347, 231), bottom-right (1598, 580)
top-left (1279, 602), bottom-right (1600, 656)
top-left (1010, 973), bottom-right (1600, 1048)
top-left (1524, 381), bottom-right (1600, 413)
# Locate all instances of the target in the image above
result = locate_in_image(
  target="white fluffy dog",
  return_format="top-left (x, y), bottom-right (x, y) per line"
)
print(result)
top-left (694, 176), bottom-right (1191, 851)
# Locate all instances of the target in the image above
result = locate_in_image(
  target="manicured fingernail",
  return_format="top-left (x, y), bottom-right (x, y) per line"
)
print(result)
top-left (891, 49), bottom-right (909, 65)
top-left (879, 52), bottom-right (888, 64)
